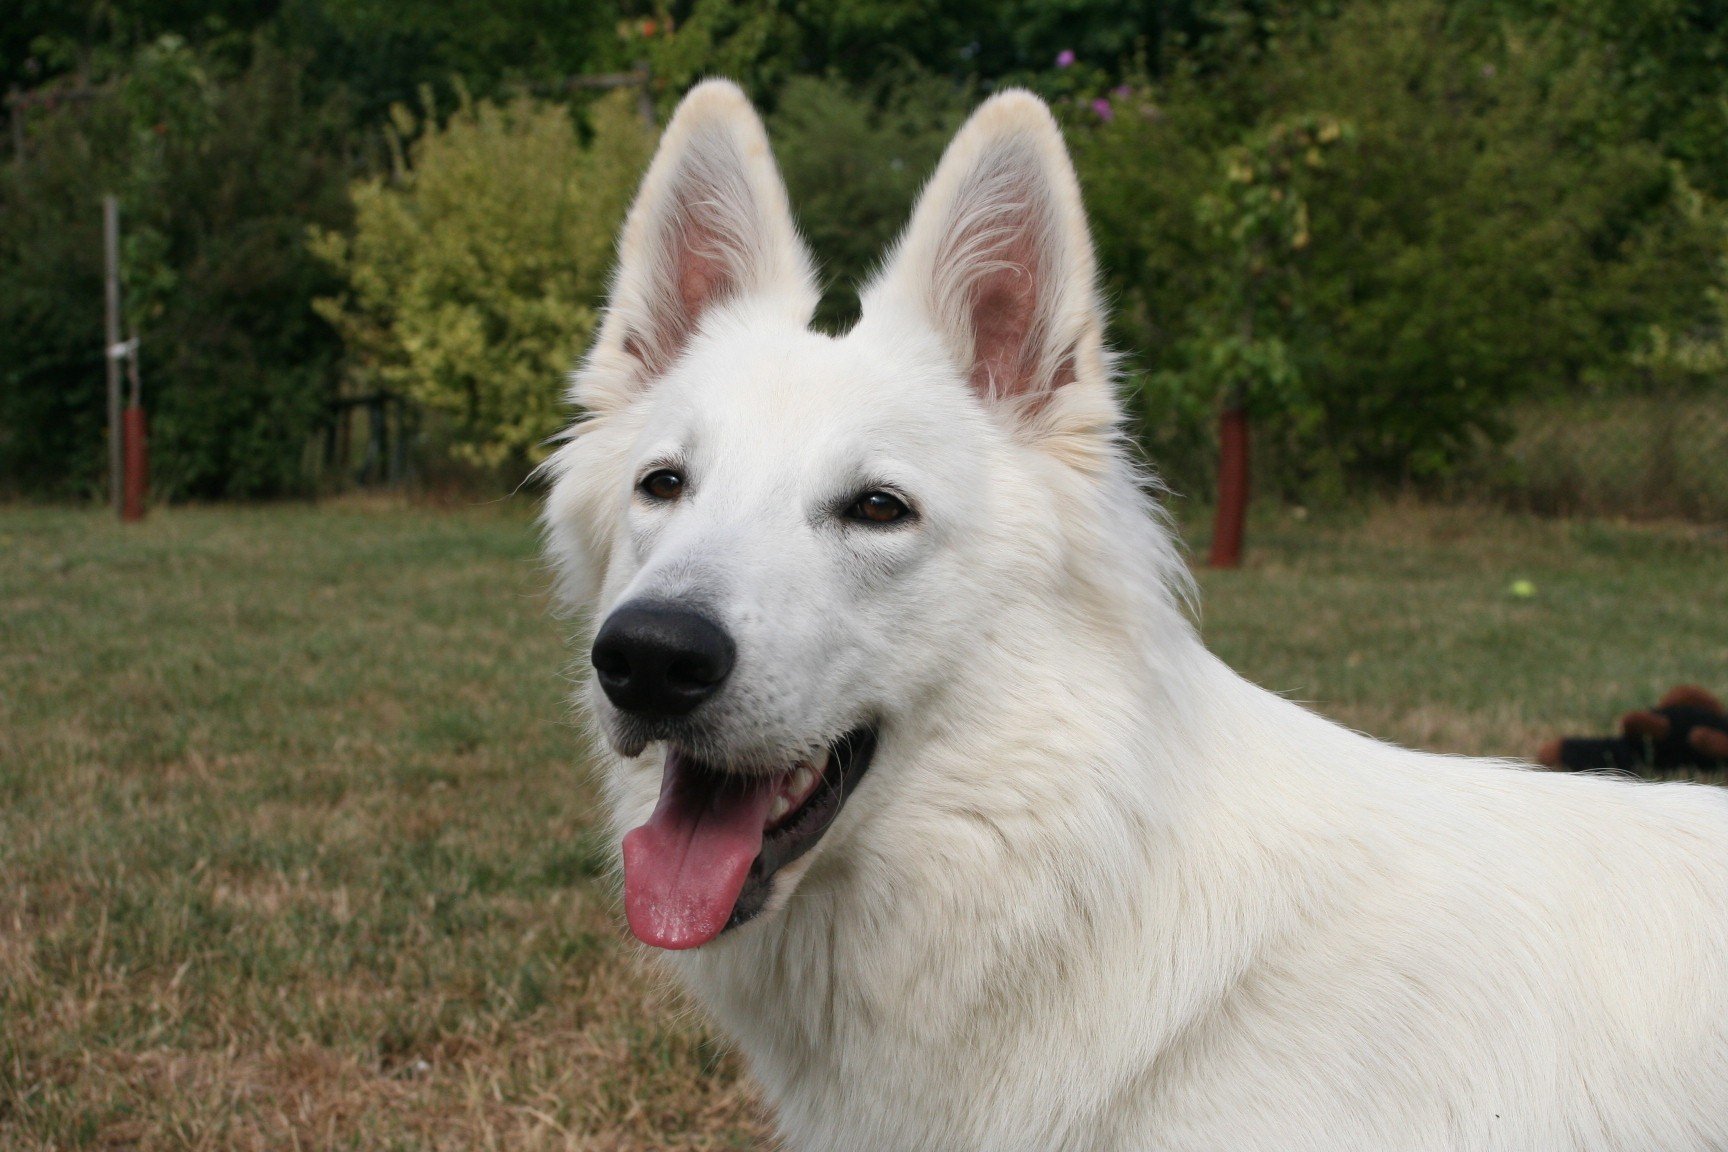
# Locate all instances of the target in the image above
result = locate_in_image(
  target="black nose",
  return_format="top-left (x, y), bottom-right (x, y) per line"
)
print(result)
top-left (590, 602), bottom-right (736, 718)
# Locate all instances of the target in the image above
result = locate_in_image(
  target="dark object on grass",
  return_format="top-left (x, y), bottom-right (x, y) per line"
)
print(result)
top-left (1537, 686), bottom-right (1728, 773)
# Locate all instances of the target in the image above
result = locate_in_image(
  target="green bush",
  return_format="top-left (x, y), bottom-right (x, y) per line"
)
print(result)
top-left (769, 73), bottom-right (969, 329)
top-left (1279, 3), bottom-right (1719, 485)
top-left (1069, 67), bottom-right (1256, 497)
top-left (7, 0), bottom-right (1724, 507)
top-left (311, 91), bottom-right (651, 474)
top-left (0, 40), bottom-right (349, 499)
top-left (0, 103), bottom-right (129, 498)
top-left (1076, 0), bottom-right (1725, 498)
top-left (141, 43), bottom-right (353, 499)
top-left (1482, 0), bottom-right (1728, 201)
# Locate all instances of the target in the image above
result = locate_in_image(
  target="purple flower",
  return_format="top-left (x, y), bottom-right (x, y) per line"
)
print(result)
top-left (1056, 49), bottom-right (1076, 68)
top-left (1113, 84), bottom-right (1132, 98)
top-left (1092, 97), bottom-right (1114, 122)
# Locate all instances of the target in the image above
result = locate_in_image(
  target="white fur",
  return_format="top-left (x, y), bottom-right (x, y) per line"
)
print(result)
top-left (543, 81), bottom-right (1728, 1150)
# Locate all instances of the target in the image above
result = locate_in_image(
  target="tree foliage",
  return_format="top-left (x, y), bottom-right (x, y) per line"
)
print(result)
top-left (4, 0), bottom-right (1726, 501)
top-left (0, 39), bottom-right (350, 498)
top-left (310, 91), bottom-right (652, 473)
top-left (1183, 114), bottom-right (1352, 431)
top-left (1082, 0), bottom-right (1723, 494)
top-left (770, 74), bottom-right (970, 329)
top-left (0, 105), bottom-right (126, 497)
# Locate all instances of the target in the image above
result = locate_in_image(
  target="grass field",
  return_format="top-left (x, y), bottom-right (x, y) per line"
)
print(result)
top-left (2, 498), bottom-right (1724, 1150)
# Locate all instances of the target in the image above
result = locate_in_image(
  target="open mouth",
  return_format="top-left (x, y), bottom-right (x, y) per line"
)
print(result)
top-left (620, 727), bottom-right (876, 950)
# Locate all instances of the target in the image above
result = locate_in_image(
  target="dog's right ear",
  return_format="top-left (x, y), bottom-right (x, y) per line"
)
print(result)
top-left (576, 80), bottom-right (817, 414)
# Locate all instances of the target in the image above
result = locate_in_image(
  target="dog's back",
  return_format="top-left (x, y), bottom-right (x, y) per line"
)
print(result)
top-left (1128, 685), bottom-right (1728, 1149)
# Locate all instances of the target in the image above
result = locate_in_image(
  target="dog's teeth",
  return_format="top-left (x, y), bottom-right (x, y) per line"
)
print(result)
top-left (767, 760), bottom-right (824, 828)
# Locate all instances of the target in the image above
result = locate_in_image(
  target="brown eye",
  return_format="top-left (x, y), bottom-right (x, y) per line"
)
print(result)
top-left (640, 469), bottom-right (684, 501)
top-left (847, 490), bottom-right (910, 525)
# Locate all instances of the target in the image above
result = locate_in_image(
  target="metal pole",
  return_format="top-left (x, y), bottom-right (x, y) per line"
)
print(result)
top-left (122, 326), bottom-right (146, 521)
top-left (1209, 402), bottom-right (1250, 569)
top-left (104, 194), bottom-right (123, 517)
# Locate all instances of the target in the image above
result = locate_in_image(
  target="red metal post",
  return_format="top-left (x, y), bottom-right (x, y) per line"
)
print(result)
top-left (122, 404), bottom-right (147, 522)
top-left (1209, 405), bottom-right (1250, 568)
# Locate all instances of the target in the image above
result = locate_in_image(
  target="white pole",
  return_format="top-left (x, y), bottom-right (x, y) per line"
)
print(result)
top-left (104, 194), bottom-right (122, 517)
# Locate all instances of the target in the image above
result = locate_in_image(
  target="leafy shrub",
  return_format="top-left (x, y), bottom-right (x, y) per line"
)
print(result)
top-left (1164, 113), bottom-right (1355, 493)
top-left (141, 42), bottom-right (353, 499)
top-left (1076, 0), bottom-right (1724, 498)
top-left (640, 0), bottom-right (1237, 103)
top-left (1482, 0), bottom-right (1728, 201)
top-left (311, 91), bottom-right (652, 473)
top-left (0, 40), bottom-right (349, 499)
top-left (0, 102), bottom-right (129, 498)
top-left (769, 73), bottom-right (969, 329)
top-left (1067, 68), bottom-right (1246, 496)
top-left (1283, 3), bottom-right (1718, 485)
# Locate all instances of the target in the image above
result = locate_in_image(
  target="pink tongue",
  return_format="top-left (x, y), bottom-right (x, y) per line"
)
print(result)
top-left (622, 752), bottom-right (780, 950)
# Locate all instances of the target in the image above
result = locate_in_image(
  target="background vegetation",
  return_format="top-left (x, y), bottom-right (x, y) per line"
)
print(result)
top-left (2, 0), bottom-right (1726, 506)
top-left (309, 90), bottom-right (652, 470)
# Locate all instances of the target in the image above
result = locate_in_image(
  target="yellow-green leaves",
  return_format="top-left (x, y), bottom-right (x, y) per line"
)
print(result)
top-left (312, 91), bottom-right (652, 471)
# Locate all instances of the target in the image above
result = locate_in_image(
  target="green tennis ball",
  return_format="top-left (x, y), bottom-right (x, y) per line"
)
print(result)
top-left (1509, 579), bottom-right (1536, 598)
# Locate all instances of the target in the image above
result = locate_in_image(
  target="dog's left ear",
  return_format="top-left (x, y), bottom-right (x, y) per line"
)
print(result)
top-left (861, 90), bottom-right (1114, 436)
top-left (577, 80), bottom-right (818, 414)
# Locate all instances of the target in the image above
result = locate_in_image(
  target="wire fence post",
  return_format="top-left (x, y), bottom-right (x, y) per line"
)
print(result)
top-left (103, 194), bottom-right (123, 517)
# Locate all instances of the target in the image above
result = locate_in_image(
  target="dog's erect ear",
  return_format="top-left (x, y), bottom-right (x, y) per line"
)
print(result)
top-left (861, 90), bottom-right (1110, 420)
top-left (577, 80), bottom-right (817, 413)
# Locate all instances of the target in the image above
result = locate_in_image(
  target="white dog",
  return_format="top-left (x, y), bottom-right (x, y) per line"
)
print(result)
top-left (542, 80), bottom-right (1728, 1150)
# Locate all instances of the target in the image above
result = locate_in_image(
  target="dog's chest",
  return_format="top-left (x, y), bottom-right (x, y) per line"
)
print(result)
top-left (685, 934), bottom-right (1141, 1151)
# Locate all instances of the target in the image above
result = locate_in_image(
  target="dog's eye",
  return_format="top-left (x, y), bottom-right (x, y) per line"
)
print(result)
top-left (639, 469), bottom-right (685, 502)
top-left (846, 490), bottom-right (911, 525)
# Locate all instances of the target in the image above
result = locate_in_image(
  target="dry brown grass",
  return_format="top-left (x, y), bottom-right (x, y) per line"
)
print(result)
top-left (0, 501), bottom-right (772, 1150)
top-left (1, 498), bottom-right (1722, 1148)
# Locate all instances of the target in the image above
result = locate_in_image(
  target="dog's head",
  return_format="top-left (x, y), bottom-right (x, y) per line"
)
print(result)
top-left (544, 80), bottom-right (1130, 950)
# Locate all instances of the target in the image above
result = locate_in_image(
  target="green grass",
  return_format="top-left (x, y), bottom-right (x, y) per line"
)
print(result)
top-left (1191, 500), bottom-right (1728, 764)
top-left (1, 498), bottom-right (1724, 1148)
top-left (0, 500), bottom-right (765, 1151)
